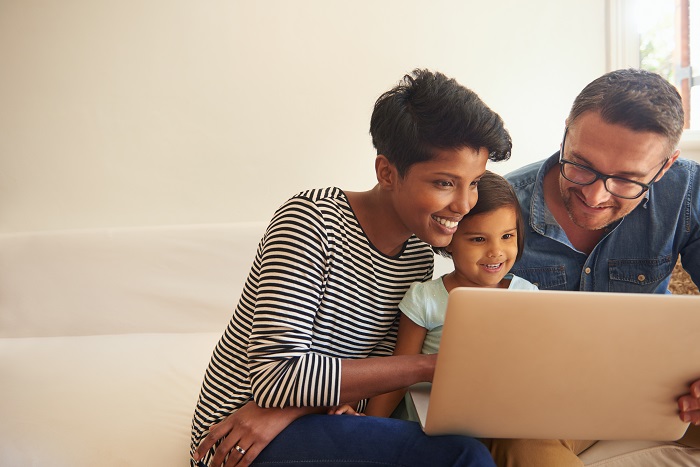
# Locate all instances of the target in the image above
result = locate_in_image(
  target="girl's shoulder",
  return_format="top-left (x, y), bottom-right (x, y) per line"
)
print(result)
top-left (506, 273), bottom-right (539, 290)
top-left (406, 276), bottom-right (448, 298)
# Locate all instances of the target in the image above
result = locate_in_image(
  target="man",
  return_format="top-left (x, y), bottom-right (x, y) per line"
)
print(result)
top-left (500, 68), bottom-right (700, 465)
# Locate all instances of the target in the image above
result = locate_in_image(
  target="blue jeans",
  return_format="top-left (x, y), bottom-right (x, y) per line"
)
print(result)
top-left (198, 414), bottom-right (494, 466)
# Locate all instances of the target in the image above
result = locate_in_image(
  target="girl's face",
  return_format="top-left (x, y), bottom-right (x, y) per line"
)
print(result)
top-left (390, 146), bottom-right (489, 248)
top-left (446, 206), bottom-right (519, 288)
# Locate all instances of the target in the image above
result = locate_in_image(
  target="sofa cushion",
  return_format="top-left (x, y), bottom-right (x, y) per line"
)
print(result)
top-left (0, 223), bottom-right (266, 337)
top-left (578, 439), bottom-right (700, 466)
top-left (0, 332), bottom-right (219, 466)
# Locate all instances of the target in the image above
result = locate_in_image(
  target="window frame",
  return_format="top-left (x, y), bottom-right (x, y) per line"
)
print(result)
top-left (606, 0), bottom-right (700, 159)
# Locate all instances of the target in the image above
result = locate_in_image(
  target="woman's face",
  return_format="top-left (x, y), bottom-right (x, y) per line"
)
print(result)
top-left (390, 146), bottom-right (489, 248)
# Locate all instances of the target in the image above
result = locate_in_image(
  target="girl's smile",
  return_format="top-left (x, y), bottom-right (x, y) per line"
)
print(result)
top-left (444, 206), bottom-right (519, 288)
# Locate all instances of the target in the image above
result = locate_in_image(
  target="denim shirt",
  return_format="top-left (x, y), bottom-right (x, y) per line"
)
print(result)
top-left (505, 153), bottom-right (700, 293)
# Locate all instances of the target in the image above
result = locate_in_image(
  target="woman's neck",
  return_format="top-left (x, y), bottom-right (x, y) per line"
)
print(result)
top-left (344, 185), bottom-right (412, 257)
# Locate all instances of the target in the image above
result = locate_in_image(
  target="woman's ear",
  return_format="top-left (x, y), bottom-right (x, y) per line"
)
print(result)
top-left (375, 155), bottom-right (398, 190)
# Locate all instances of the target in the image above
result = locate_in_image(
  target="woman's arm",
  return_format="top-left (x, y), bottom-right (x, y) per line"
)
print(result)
top-left (195, 346), bottom-right (435, 467)
top-left (341, 352), bottom-right (434, 403)
top-left (363, 314), bottom-right (429, 416)
top-left (247, 197), bottom-right (434, 409)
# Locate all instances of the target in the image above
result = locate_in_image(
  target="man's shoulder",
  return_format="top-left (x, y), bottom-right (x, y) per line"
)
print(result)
top-left (504, 159), bottom-right (547, 189)
top-left (668, 157), bottom-right (700, 178)
top-left (654, 158), bottom-right (700, 198)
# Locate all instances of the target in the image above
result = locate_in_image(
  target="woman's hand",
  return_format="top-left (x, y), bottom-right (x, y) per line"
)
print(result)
top-left (193, 400), bottom-right (316, 467)
top-left (328, 404), bottom-right (364, 416)
top-left (678, 379), bottom-right (700, 426)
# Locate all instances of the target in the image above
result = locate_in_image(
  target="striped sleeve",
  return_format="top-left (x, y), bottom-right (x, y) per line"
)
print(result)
top-left (247, 195), bottom-right (341, 408)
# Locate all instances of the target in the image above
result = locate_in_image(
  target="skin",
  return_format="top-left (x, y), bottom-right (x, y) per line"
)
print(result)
top-left (442, 206), bottom-right (519, 289)
top-left (193, 146), bottom-right (489, 466)
top-left (542, 111), bottom-right (700, 427)
top-left (352, 147), bottom-right (488, 256)
top-left (543, 111), bottom-right (678, 254)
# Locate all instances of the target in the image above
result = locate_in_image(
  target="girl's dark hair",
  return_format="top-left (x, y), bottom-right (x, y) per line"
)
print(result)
top-left (370, 69), bottom-right (512, 177)
top-left (434, 171), bottom-right (525, 261)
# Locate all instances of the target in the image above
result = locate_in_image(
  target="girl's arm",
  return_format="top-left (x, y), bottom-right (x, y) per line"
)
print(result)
top-left (363, 314), bottom-right (429, 417)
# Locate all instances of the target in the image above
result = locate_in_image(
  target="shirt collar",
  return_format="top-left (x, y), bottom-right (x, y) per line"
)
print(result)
top-left (529, 153), bottom-right (559, 233)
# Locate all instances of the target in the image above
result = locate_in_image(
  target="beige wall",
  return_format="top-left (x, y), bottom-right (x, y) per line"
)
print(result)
top-left (0, 0), bottom-right (609, 233)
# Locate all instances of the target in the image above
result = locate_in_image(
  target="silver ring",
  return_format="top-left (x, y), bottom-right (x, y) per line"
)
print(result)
top-left (234, 444), bottom-right (246, 455)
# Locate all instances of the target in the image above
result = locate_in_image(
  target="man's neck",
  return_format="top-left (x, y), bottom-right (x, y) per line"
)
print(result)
top-left (542, 165), bottom-right (605, 255)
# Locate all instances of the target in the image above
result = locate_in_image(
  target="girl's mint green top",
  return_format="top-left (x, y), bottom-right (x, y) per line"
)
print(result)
top-left (399, 273), bottom-right (537, 354)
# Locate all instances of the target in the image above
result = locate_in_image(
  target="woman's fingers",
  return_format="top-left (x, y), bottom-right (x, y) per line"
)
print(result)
top-left (194, 418), bottom-right (232, 462)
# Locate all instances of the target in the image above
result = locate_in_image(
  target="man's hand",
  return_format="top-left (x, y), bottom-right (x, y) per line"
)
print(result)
top-left (678, 379), bottom-right (700, 426)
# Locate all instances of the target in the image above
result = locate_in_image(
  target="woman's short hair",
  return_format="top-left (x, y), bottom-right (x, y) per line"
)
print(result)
top-left (370, 69), bottom-right (512, 177)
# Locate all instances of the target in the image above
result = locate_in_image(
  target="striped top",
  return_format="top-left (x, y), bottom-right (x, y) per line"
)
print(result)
top-left (190, 187), bottom-right (434, 461)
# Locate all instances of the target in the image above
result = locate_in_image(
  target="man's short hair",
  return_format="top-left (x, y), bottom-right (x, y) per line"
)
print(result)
top-left (568, 68), bottom-right (685, 151)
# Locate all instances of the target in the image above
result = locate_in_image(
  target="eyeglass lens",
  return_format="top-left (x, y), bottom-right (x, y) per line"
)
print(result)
top-left (561, 163), bottom-right (645, 198)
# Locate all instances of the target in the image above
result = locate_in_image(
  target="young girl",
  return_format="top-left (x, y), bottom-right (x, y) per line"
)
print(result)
top-left (330, 171), bottom-right (536, 420)
top-left (190, 70), bottom-right (512, 467)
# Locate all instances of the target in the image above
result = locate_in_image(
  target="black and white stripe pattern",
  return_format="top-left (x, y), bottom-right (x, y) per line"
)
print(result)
top-left (190, 188), bottom-right (434, 460)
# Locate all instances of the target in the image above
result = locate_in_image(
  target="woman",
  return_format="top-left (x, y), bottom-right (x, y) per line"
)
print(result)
top-left (191, 69), bottom-right (512, 467)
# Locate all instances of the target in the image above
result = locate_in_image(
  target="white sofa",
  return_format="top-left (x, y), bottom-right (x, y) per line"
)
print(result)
top-left (1, 223), bottom-right (698, 466)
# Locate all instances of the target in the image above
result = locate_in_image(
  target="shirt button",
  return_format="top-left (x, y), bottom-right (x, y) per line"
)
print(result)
top-left (637, 274), bottom-right (645, 282)
top-left (584, 267), bottom-right (591, 274)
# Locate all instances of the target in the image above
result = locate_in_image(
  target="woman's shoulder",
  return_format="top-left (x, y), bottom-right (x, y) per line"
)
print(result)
top-left (269, 187), bottom-right (349, 224)
top-left (276, 187), bottom-right (352, 218)
top-left (292, 187), bottom-right (346, 203)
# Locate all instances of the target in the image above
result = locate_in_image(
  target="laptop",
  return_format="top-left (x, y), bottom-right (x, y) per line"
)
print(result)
top-left (414, 287), bottom-right (700, 441)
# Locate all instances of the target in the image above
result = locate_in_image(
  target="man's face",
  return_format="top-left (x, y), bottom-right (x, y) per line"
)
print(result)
top-left (559, 111), bottom-right (674, 231)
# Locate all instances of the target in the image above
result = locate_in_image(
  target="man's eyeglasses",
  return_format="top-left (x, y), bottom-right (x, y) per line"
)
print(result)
top-left (559, 129), bottom-right (668, 200)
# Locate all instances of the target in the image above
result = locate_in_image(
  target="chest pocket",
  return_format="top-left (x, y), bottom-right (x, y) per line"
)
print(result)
top-left (510, 265), bottom-right (567, 290)
top-left (607, 255), bottom-right (673, 293)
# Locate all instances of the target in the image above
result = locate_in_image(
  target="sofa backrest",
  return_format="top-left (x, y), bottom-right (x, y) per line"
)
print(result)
top-left (0, 222), bottom-right (267, 337)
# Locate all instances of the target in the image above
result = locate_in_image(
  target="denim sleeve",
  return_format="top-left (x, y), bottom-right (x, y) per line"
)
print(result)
top-left (678, 160), bottom-right (700, 287)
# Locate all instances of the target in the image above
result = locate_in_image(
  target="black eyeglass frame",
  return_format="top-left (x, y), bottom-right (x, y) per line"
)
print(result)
top-left (558, 128), bottom-right (668, 200)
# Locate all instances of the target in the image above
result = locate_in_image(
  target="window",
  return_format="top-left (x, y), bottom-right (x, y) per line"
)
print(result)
top-left (608, 0), bottom-right (699, 131)
top-left (637, 0), bottom-right (697, 129)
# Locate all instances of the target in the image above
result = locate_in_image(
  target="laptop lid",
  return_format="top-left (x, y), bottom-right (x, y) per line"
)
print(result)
top-left (424, 287), bottom-right (700, 441)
